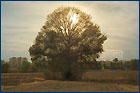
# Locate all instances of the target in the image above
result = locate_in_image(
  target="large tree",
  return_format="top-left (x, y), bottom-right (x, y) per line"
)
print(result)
top-left (29, 7), bottom-right (107, 80)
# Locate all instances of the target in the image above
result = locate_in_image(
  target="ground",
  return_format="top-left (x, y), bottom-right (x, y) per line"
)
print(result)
top-left (1, 70), bottom-right (139, 92)
top-left (2, 80), bottom-right (139, 92)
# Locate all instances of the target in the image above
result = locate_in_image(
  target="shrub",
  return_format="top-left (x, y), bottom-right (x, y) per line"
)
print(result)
top-left (44, 62), bottom-right (84, 81)
top-left (104, 63), bottom-right (110, 69)
top-left (44, 70), bottom-right (63, 80)
top-left (20, 62), bottom-right (32, 73)
top-left (96, 62), bottom-right (102, 70)
top-left (124, 61), bottom-right (131, 70)
top-left (131, 59), bottom-right (139, 70)
top-left (1, 62), bottom-right (10, 73)
top-left (111, 62), bottom-right (125, 69)
top-left (32, 63), bottom-right (38, 72)
top-left (62, 63), bottom-right (84, 81)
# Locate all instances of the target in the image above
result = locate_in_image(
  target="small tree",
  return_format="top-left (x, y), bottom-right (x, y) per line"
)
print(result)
top-left (29, 7), bottom-right (107, 80)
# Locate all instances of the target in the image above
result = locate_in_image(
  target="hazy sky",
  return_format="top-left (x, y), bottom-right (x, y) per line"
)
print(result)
top-left (1, 1), bottom-right (139, 61)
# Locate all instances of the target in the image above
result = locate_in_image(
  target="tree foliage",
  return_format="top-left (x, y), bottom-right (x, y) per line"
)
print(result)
top-left (113, 58), bottom-right (119, 62)
top-left (29, 7), bottom-right (107, 80)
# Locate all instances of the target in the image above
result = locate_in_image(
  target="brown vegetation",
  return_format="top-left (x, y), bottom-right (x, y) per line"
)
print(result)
top-left (1, 70), bottom-right (139, 92)
top-left (2, 80), bottom-right (139, 92)
top-left (82, 70), bottom-right (139, 84)
top-left (1, 73), bottom-right (45, 86)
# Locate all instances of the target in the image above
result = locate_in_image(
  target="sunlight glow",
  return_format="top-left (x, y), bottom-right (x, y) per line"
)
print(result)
top-left (67, 10), bottom-right (79, 25)
top-left (70, 13), bottom-right (78, 25)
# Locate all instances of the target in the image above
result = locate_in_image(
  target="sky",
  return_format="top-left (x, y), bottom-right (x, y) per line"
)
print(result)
top-left (1, 1), bottom-right (139, 61)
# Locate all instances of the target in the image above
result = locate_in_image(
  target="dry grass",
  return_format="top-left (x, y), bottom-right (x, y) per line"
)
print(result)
top-left (1, 73), bottom-right (45, 86)
top-left (1, 70), bottom-right (139, 92)
top-left (1, 80), bottom-right (139, 92)
top-left (82, 70), bottom-right (139, 84)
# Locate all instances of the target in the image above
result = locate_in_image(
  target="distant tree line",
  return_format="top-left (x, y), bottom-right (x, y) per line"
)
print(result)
top-left (1, 58), bottom-right (139, 73)
top-left (104, 59), bottom-right (139, 70)
top-left (79, 59), bottom-right (139, 70)
top-left (1, 61), bottom-right (38, 73)
top-left (78, 58), bottom-right (139, 71)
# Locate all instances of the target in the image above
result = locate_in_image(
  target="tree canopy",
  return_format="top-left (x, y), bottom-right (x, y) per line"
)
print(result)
top-left (29, 7), bottom-right (107, 80)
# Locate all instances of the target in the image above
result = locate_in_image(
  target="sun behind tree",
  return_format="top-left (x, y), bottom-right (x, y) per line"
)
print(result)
top-left (29, 7), bottom-right (107, 80)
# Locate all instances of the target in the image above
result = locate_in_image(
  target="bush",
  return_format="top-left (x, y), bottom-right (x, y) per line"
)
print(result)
top-left (110, 62), bottom-right (125, 70)
top-left (104, 64), bottom-right (110, 69)
top-left (1, 62), bottom-right (10, 73)
top-left (20, 62), bottom-right (32, 73)
top-left (32, 63), bottom-right (38, 72)
top-left (62, 63), bottom-right (84, 81)
top-left (130, 59), bottom-right (139, 70)
top-left (80, 61), bottom-right (102, 70)
top-left (110, 59), bottom-right (139, 70)
top-left (95, 62), bottom-right (102, 70)
top-left (44, 62), bottom-right (84, 81)
top-left (44, 70), bottom-right (63, 80)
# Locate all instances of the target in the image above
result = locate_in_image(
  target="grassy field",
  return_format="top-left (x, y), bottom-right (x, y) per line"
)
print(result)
top-left (1, 73), bottom-right (45, 86)
top-left (1, 70), bottom-right (139, 92)
top-left (82, 70), bottom-right (139, 84)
